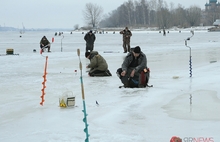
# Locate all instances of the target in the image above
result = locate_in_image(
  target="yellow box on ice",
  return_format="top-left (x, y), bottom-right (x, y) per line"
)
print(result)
top-left (6, 48), bottom-right (14, 55)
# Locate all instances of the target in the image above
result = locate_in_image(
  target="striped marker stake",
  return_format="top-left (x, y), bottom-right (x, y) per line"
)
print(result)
top-left (77, 49), bottom-right (90, 142)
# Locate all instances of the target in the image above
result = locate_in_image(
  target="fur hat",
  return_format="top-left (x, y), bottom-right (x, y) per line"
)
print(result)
top-left (85, 52), bottom-right (90, 58)
top-left (133, 46), bottom-right (141, 53)
top-left (89, 30), bottom-right (93, 33)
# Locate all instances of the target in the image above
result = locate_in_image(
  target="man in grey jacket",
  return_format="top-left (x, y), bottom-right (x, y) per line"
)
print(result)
top-left (117, 46), bottom-right (149, 88)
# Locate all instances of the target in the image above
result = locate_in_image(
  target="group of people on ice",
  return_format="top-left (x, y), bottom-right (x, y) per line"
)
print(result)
top-left (83, 27), bottom-right (150, 88)
top-left (39, 27), bottom-right (150, 88)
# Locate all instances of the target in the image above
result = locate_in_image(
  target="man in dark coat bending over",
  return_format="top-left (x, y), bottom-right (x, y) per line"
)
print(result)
top-left (40, 36), bottom-right (51, 52)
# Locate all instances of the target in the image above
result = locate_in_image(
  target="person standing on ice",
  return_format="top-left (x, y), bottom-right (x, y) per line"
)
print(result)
top-left (85, 51), bottom-right (112, 77)
top-left (84, 30), bottom-right (96, 52)
top-left (117, 46), bottom-right (149, 88)
top-left (120, 27), bottom-right (132, 53)
top-left (40, 36), bottom-right (51, 52)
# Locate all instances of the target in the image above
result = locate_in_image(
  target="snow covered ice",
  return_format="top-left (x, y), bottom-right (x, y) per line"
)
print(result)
top-left (0, 29), bottom-right (220, 142)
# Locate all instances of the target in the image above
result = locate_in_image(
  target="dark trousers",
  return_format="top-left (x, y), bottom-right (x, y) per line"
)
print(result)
top-left (40, 45), bottom-right (50, 52)
top-left (89, 70), bottom-right (105, 76)
top-left (123, 40), bottom-right (130, 52)
top-left (89, 69), bottom-right (112, 77)
top-left (117, 68), bottom-right (149, 88)
top-left (86, 43), bottom-right (94, 52)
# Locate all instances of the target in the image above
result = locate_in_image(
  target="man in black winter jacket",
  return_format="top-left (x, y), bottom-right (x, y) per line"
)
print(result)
top-left (84, 30), bottom-right (96, 52)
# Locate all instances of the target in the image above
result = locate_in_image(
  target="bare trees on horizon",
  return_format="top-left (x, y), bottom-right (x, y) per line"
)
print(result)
top-left (83, 0), bottom-right (220, 29)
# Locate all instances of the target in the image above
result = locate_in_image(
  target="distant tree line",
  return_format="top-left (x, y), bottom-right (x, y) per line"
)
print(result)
top-left (97, 0), bottom-right (220, 29)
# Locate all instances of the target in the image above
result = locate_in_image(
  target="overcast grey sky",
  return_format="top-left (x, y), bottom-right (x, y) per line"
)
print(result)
top-left (0, 0), bottom-right (207, 29)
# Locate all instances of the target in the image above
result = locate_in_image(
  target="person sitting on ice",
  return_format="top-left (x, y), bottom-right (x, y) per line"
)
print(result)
top-left (85, 51), bottom-right (112, 77)
top-left (40, 36), bottom-right (51, 52)
top-left (116, 46), bottom-right (150, 88)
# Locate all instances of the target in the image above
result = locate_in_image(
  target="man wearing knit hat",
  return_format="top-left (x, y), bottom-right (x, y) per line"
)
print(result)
top-left (85, 51), bottom-right (112, 77)
top-left (116, 46), bottom-right (149, 88)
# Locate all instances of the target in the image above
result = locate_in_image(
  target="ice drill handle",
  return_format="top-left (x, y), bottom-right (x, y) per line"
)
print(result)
top-left (77, 48), bottom-right (80, 56)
